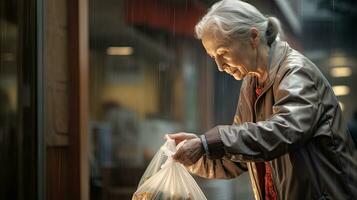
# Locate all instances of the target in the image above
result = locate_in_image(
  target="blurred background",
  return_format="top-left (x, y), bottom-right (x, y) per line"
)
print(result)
top-left (1, 0), bottom-right (357, 199)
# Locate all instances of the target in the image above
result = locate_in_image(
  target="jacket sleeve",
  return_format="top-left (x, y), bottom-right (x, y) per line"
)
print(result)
top-left (186, 88), bottom-right (248, 179)
top-left (186, 155), bottom-right (247, 179)
top-left (205, 66), bottom-right (321, 161)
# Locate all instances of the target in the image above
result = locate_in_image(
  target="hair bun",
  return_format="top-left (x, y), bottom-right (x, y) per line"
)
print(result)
top-left (266, 17), bottom-right (283, 46)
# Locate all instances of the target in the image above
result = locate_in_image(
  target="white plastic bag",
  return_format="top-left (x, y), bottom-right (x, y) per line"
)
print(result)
top-left (132, 137), bottom-right (207, 200)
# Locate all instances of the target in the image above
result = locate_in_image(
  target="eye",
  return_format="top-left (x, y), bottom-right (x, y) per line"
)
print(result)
top-left (217, 49), bottom-right (228, 57)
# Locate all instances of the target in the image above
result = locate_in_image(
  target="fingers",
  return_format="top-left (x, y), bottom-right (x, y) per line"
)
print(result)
top-left (172, 148), bottom-right (181, 160)
top-left (172, 138), bottom-right (203, 166)
top-left (172, 147), bottom-right (191, 166)
top-left (168, 132), bottom-right (195, 140)
top-left (166, 132), bottom-right (197, 145)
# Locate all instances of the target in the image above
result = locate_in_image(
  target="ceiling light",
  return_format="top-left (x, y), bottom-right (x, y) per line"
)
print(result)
top-left (329, 56), bottom-right (348, 67)
top-left (330, 67), bottom-right (352, 77)
top-left (332, 85), bottom-right (350, 96)
top-left (106, 47), bottom-right (134, 56)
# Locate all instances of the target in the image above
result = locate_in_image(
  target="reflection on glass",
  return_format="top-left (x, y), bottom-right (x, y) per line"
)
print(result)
top-left (332, 85), bottom-right (350, 96)
top-left (88, 1), bottom-right (210, 199)
top-left (0, 0), bottom-right (18, 198)
top-left (88, 0), bottom-right (357, 199)
top-left (330, 67), bottom-right (352, 77)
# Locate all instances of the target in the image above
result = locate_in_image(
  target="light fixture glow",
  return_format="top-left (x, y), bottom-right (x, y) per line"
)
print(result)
top-left (332, 85), bottom-right (350, 96)
top-left (106, 46), bottom-right (134, 56)
top-left (330, 67), bottom-right (352, 77)
top-left (329, 56), bottom-right (348, 66)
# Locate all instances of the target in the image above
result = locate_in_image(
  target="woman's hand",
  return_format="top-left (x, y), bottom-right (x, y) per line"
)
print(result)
top-left (172, 138), bottom-right (204, 166)
top-left (167, 133), bottom-right (204, 166)
top-left (167, 132), bottom-right (198, 145)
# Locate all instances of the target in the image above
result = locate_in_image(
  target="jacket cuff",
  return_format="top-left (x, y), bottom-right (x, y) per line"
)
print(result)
top-left (204, 126), bottom-right (225, 159)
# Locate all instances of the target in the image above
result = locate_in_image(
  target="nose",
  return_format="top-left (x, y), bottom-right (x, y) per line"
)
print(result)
top-left (215, 57), bottom-right (226, 72)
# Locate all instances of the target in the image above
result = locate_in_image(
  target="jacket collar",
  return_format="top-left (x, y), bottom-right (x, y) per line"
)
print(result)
top-left (242, 40), bottom-right (289, 92)
top-left (237, 40), bottom-right (289, 123)
top-left (266, 39), bottom-right (289, 87)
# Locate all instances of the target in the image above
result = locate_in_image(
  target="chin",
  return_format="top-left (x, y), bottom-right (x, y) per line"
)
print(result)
top-left (233, 73), bottom-right (245, 80)
top-left (247, 72), bottom-right (261, 78)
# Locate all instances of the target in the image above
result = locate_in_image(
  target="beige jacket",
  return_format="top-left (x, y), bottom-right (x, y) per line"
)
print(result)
top-left (189, 41), bottom-right (357, 200)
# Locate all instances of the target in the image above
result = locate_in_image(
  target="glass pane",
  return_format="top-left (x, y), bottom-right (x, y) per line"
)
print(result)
top-left (88, 1), bottom-right (253, 199)
top-left (0, 0), bottom-right (19, 198)
top-left (1, 0), bottom-right (39, 199)
top-left (88, 0), bottom-right (357, 200)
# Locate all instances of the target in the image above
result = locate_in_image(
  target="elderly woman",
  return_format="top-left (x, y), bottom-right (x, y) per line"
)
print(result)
top-left (169, 0), bottom-right (357, 199)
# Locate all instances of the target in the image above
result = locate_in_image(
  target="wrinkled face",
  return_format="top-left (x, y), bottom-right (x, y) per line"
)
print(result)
top-left (201, 32), bottom-right (256, 80)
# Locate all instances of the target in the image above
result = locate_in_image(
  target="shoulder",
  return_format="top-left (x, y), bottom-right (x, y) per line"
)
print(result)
top-left (274, 47), bottom-right (326, 89)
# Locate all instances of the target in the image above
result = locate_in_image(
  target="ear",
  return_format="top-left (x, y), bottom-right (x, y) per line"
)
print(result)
top-left (249, 28), bottom-right (259, 49)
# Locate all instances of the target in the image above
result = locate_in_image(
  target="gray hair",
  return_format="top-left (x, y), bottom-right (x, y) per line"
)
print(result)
top-left (195, 0), bottom-right (284, 46)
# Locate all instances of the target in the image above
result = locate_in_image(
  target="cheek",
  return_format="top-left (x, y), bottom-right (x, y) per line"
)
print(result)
top-left (229, 50), bottom-right (244, 64)
top-left (236, 54), bottom-right (252, 69)
top-left (231, 55), bottom-right (244, 66)
top-left (231, 44), bottom-right (252, 67)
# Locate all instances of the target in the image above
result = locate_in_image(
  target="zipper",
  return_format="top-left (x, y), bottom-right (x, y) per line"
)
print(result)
top-left (242, 81), bottom-right (255, 122)
top-left (253, 42), bottom-right (277, 118)
top-left (254, 79), bottom-right (274, 118)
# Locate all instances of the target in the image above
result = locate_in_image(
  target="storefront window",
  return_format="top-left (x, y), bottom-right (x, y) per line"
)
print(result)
top-left (88, 0), bottom-right (357, 199)
top-left (1, 0), bottom-right (41, 199)
top-left (0, 0), bottom-right (19, 197)
top-left (87, 0), bottom-right (234, 199)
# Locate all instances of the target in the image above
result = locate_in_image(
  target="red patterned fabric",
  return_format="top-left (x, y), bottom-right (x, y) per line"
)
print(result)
top-left (255, 87), bottom-right (263, 96)
top-left (256, 86), bottom-right (278, 200)
top-left (264, 162), bottom-right (277, 200)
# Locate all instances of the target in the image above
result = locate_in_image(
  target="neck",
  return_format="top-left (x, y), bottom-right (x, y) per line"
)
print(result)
top-left (255, 45), bottom-right (270, 88)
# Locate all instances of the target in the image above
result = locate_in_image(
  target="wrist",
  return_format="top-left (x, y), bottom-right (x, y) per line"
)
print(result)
top-left (199, 134), bottom-right (210, 157)
top-left (204, 126), bottom-right (225, 159)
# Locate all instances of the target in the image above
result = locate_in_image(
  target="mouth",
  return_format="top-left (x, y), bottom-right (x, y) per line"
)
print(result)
top-left (230, 68), bottom-right (238, 74)
top-left (224, 65), bottom-right (237, 74)
top-left (224, 65), bottom-right (247, 80)
top-left (224, 66), bottom-right (240, 75)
